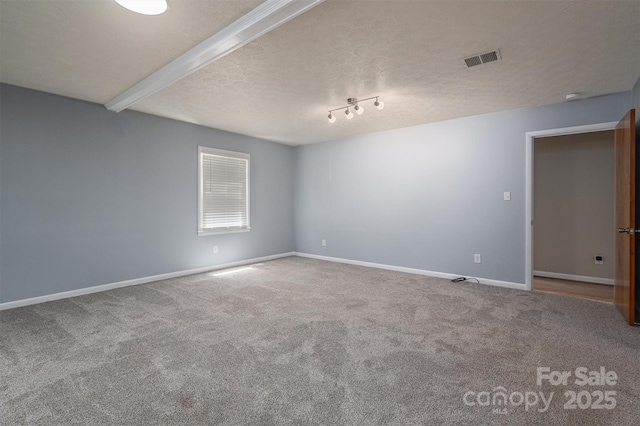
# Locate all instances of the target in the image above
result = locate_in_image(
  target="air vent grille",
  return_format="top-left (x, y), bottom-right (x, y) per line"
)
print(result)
top-left (480, 51), bottom-right (498, 63)
top-left (464, 56), bottom-right (482, 68)
top-left (464, 50), bottom-right (501, 68)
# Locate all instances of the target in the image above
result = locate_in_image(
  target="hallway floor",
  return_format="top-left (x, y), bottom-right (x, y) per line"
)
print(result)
top-left (533, 276), bottom-right (614, 303)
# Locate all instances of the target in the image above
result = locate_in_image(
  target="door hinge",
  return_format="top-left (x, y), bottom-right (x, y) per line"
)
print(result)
top-left (618, 227), bottom-right (639, 234)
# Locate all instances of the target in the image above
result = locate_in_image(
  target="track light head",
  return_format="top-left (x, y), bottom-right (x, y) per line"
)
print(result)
top-left (354, 104), bottom-right (364, 115)
top-left (345, 108), bottom-right (354, 119)
top-left (328, 112), bottom-right (336, 123)
top-left (374, 98), bottom-right (384, 110)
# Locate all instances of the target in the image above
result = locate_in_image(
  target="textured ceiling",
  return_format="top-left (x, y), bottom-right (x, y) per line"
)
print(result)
top-left (1, 0), bottom-right (639, 145)
top-left (0, 0), bottom-right (263, 102)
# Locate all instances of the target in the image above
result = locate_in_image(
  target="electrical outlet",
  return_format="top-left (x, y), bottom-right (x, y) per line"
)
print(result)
top-left (474, 254), bottom-right (481, 264)
top-left (595, 255), bottom-right (603, 265)
top-left (213, 246), bottom-right (218, 254)
top-left (322, 239), bottom-right (327, 247)
top-left (503, 192), bottom-right (511, 201)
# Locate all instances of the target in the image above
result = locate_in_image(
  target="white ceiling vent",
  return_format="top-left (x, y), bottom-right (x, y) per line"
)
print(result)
top-left (464, 50), bottom-right (501, 68)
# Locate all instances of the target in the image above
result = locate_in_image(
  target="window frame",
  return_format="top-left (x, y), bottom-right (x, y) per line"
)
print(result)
top-left (198, 146), bottom-right (251, 236)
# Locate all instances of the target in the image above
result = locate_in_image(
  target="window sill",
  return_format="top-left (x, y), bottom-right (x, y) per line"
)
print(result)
top-left (198, 228), bottom-right (251, 236)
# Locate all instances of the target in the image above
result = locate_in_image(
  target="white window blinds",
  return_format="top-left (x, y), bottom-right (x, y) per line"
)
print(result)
top-left (198, 147), bottom-right (250, 235)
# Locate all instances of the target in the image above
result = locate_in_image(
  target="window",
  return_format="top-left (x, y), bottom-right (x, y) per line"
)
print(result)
top-left (198, 147), bottom-right (250, 235)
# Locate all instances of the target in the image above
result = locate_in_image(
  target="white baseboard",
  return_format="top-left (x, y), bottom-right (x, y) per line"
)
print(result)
top-left (0, 252), bottom-right (295, 311)
top-left (533, 270), bottom-right (614, 286)
top-left (294, 252), bottom-right (526, 291)
top-left (0, 251), bottom-right (528, 311)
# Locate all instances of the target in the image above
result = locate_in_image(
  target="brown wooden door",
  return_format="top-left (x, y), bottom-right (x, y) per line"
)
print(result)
top-left (614, 109), bottom-right (636, 325)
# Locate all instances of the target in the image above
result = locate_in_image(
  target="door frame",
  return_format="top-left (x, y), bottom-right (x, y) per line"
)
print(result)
top-left (525, 122), bottom-right (618, 291)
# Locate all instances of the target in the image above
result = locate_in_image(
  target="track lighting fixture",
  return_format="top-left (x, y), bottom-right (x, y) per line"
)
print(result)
top-left (327, 96), bottom-right (383, 123)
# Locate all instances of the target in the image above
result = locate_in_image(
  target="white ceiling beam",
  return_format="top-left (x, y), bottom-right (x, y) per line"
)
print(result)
top-left (105, 0), bottom-right (325, 112)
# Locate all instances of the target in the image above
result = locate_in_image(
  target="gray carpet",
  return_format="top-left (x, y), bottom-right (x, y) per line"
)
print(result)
top-left (1, 256), bottom-right (639, 425)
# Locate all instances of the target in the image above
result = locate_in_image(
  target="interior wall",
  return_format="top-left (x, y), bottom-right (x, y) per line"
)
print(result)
top-left (0, 84), bottom-right (296, 303)
top-left (534, 131), bottom-right (614, 280)
top-left (295, 91), bottom-right (632, 284)
top-left (0, 84), bottom-right (635, 303)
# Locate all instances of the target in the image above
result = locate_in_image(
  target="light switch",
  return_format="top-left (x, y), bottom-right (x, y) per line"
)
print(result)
top-left (503, 192), bottom-right (511, 201)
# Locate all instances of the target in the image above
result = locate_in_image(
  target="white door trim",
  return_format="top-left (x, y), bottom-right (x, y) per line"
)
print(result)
top-left (525, 122), bottom-right (617, 291)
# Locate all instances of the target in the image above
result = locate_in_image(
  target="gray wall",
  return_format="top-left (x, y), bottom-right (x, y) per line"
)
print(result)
top-left (0, 84), bottom-right (295, 303)
top-left (295, 92), bottom-right (632, 284)
top-left (534, 131), bottom-right (614, 279)
top-left (1, 82), bottom-right (636, 303)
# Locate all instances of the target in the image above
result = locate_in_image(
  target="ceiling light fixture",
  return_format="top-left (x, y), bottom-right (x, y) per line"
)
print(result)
top-left (106, 0), bottom-right (326, 112)
top-left (565, 93), bottom-right (581, 101)
top-left (114, 0), bottom-right (168, 16)
top-left (327, 96), bottom-right (383, 123)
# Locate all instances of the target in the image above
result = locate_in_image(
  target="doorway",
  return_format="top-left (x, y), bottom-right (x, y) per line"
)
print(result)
top-left (532, 130), bottom-right (615, 302)
top-left (525, 122), bottom-right (618, 293)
